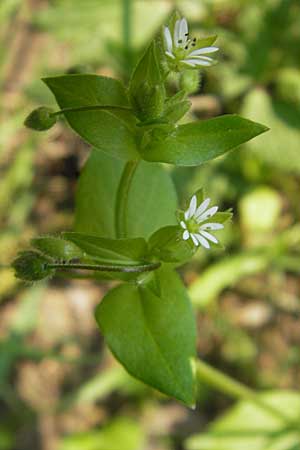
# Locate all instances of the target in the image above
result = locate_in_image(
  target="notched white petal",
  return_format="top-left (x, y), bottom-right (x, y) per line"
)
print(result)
top-left (180, 220), bottom-right (187, 229)
top-left (183, 230), bottom-right (190, 240)
top-left (189, 46), bottom-right (219, 56)
top-left (187, 195), bottom-right (197, 219)
top-left (199, 230), bottom-right (218, 244)
top-left (198, 206), bottom-right (218, 221)
top-left (184, 58), bottom-right (212, 67)
top-left (164, 26), bottom-right (173, 52)
top-left (191, 233), bottom-right (199, 246)
top-left (174, 19), bottom-right (180, 46)
top-left (195, 233), bottom-right (210, 249)
top-left (182, 60), bottom-right (196, 67)
top-left (165, 50), bottom-right (176, 59)
top-left (195, 197), bottom-right (211, 219)
top-left (200, 223), bottom-right (224, 231)
top-left (179, 18), bottom-right (188, 42)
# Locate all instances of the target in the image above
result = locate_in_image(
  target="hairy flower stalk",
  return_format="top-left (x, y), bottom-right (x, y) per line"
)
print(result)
top-left (163, 17), bottom-right (218, 69)
top-left (180, 195), bottom-right (224, 248)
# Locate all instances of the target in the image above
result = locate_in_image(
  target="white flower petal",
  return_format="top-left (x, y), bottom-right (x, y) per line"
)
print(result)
top-left (183, 230), bottom-right (190, 240)
top-left (183, 58), bottom-right (212, 67)
top-left (181, 60), bottom-right (196, 67)
top-left (200, 222), bottom-right (224, 231)
top-left (195, 197), bottom-right (210, 219)
top-left (197, 206), bottom-right (218, 221)
top-left (199, 230), bottom-right (218, 244)
top-left (194, 233), bottom-right (210, 249)
top-left (165, 50), bottom-right (176, 59)
top-left (180, 220), bottom-right (187, 229)
top-left (188, 46), bottom-right (219, 56)
top-left (186, 195), bottom-right (197, 219)
top-left (188, 55), bottom-right (214, 62)
top-left (191, 233), bottom-right (199, 246)
top-left (174, 19), bottom-right (180, 46)
top-left (163, 26), bottom-right (173, 52)
top-left (179, 18), bottom-right (188, 43)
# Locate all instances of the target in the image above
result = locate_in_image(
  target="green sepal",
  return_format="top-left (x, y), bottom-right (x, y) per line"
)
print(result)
top-left (62, 232), bottom-right (148, 265)
top-left (180, 70), bottom-right (200, 95)
top-left (31, 236), bottom-right (84, 261)
top-left (12, 251), bottom-right (54, 282)
top-left (95, 267), bottom-right (197, 406)
top-left (148, 225), bottom-right (195, 263)
top-left (24, 106), bottom-right (57, 131)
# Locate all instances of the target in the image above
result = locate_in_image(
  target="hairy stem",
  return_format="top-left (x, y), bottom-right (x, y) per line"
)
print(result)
top-left (48, 261), bottom-right (160, 274)
top-left (115, 160), bottom-right (139, 238)
top-left (51, 105), bottom-right (132, 116)
top-left (196, 359), bottom-right (294, 426)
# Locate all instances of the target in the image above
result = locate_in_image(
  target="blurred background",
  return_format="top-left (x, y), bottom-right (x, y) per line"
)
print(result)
top-left (1, 0), bottom-right (300, 449)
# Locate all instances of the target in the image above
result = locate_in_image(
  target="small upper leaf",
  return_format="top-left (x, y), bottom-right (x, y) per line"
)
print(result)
top-left (141, 114), bottom-right (269, 166)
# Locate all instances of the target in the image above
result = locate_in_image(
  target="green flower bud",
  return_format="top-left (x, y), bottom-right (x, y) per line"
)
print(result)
top-left (132, 82), bottom-right (165, 122)
top-left (31, 236), bottom-right (84, 261)
top-left (12, 251), bottom-right (54, 281)
top-left (24, 106), bottom-right (57, 131)
top-left (179, 70), bottom-right (200, 94)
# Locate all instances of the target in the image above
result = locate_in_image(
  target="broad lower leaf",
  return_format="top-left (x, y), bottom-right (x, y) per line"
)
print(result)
top-left (186, 390), bottom-right (300, 450)
top-left (62, 232), bottom-right (148, 264)
top-left (95, 267), bottom-right (196, 406)
top-left (141, 114), bottom-right (269, 166)
top-left (75, 150), bottom-right (177, 239)
top-left (43, 74), bottom-right (139, 160)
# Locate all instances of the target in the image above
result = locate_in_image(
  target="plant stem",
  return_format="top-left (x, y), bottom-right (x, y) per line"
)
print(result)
top-left (48, 261), bottom-right (160, 273)
top-left (115, 160), bottom-right (139, 238)
top-left (196, 359), bottom-right (293, 426)
top-left (51, 105), bottom-right (132, 117)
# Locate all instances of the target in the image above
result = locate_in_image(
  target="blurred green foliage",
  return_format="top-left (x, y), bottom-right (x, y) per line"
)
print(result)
top-left (1, 0), bottom-right (300, 449)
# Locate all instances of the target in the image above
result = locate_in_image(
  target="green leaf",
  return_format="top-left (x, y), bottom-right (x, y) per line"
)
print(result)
top-left (62, 232), bottom-right (148, 264)
top-left (75, 150), bottom-right (177, 239)
top-left (59, 417), bottom-right (144, 450)
top-left (43, 74), bottom-right (139, 160)
top-left (31, 236), bottom-right (84, 260)
top-left (186, 390), bottom-right (300, 450)
top-left (148, 225), bottom-right (195, 263)
top-left (141, 114), bottom-right (269, 166)
top-left (95, 267), bottom-right (196, 406)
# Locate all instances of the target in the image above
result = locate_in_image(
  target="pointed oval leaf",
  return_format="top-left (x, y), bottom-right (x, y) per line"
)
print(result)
top-left (95, 267), bottom-right (197, 406)
top-left (62, 232), bottom-right (148, 264)
top-left (141, 114), bottom-right (269, 166)
top-left (43, 74), bottom-right (139, 160)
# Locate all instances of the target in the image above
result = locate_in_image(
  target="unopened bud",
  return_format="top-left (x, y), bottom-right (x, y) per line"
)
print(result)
top-left (24, 106), bottom-right (57, 131)
top-left (180, 70), bottom-right (200, 94)
top-left (12, 251), bottom-right (54, 281)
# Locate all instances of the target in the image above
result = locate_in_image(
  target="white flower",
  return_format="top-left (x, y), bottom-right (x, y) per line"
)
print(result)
top-left (180, 195), bottom-right (224, 249)
top-left (163, 17), bottom-right (218, 68)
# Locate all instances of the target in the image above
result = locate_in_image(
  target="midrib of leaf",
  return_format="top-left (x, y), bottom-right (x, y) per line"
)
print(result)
top-left (138, 286), bottom-right (191, 402)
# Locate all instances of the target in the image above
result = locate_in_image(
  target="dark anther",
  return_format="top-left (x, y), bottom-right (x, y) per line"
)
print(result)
top-left (193, 37), bottom-right (196, 42)
top-left (178, 39), bottom-right (183, 43)
top-left (185, 45), bottom-right (188, 49)
top-left (185, 33), bottom-right (189, 36)
top-left (192, 43), bottom-right (196, 46)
